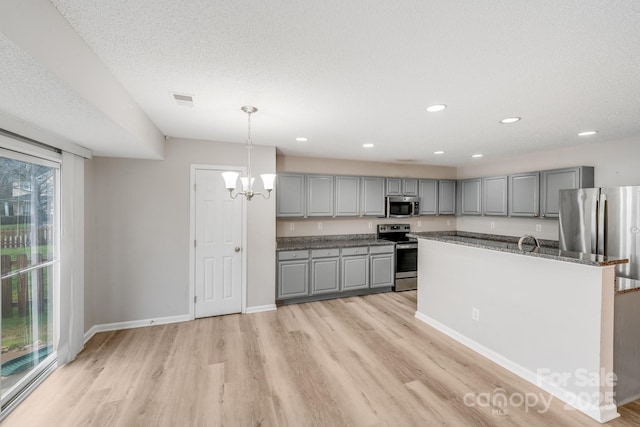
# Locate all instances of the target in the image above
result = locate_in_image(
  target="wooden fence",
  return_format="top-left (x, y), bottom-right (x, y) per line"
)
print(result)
top-left (0, 254), bottom-right (47, 319)
top-left (0, 226), bottom-right (53, 249)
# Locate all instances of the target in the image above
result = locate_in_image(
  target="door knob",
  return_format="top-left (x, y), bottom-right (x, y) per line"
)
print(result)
top-left (234, 247), bottom-right (241, 252)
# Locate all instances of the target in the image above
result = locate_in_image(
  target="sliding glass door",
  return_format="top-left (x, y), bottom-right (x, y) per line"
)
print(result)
top-left (0, 149), bottom-right (58, 408)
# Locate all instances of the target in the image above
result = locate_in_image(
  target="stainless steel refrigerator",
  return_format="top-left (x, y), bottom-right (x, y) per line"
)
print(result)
top-left (559, 186), bottom-right (640, 281)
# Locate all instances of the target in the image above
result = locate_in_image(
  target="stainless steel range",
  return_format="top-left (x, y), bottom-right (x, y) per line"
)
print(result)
top-left (377, 224), bottom-right (417, 291)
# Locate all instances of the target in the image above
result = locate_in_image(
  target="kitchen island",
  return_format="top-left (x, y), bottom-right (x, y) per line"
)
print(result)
top-left (411, 232), bottom-right (629, 423)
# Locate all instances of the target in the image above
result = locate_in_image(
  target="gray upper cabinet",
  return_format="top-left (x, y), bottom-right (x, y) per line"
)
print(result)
top-left (540, 167), bottom-right (594, 218)
top-left (419, 179), bottom-right (438, 215)
top-left (461, 179), bottom-right (482, 215)
top-left (335, 176), bottom-right (360, 217)
top-left (276, 174), bottom-right (305, 217)
top-left (386, 178), bottom-right (402, 195)
top-left (403, 179), bottom-right (419, 196)
top-left (361, 177), bottom-right (386, 216)
top-left (386, 178), bottom-right (418, 196)
top-left (509, 172), bottom-right (540, 217)
top-left (438, 180), bottom-right (456, 215)
top-left (306, 175), bottom-right (334, 217)
top-left (482, 176), bottom-right (508, 216)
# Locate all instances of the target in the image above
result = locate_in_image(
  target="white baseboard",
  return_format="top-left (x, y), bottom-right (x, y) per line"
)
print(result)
top-left (617, 392), bottom-right (640, 407)
top-left (244, 304), bottom-right (277, 314)
top-left (83, 314), bottom-right (191, 344)
top-left (414, 311), bottom-right (620, 423)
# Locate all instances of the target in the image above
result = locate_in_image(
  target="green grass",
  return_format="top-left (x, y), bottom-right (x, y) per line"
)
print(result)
top-left (1, 224), bottom-right (30, 230)
top-left (1, 224), bottom-right (54, 352)
top-left (1, 305), bottom-right (51, 351)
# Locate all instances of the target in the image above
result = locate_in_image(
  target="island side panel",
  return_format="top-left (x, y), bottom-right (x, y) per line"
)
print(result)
top-left (415, 238), bottom-right (617, 423)
top-left (614, 290), bottom-right (640, 405)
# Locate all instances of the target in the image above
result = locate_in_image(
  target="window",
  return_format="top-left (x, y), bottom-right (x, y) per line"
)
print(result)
top-left (0, 149), bottom-right (59, 410)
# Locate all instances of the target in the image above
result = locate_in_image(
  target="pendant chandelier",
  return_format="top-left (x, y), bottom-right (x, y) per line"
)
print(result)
top-left (221, 106), bottom-right (276, 200)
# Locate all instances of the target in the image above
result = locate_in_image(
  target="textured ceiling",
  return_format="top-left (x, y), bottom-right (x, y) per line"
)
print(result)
top-left (5, 1), bottom-right (640, 165)
top-left (0, 32), bottom-right (149, 157)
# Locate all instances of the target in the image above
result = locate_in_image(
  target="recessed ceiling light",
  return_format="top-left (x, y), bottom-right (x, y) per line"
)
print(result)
top-left (578, 130), bottom-right (598, 137)
top-left (426, 104), bottom-right (447, 112)
top-left (500, 117), bottom-right (521, 124)
top-left (362, 143), bottom-right (374, 148)
top-left (472, 153), bottom-right (484, 158)
top-left (295, 137), bottom-right (308, 142)
top-left (434, 150), bottom-right (446, 155)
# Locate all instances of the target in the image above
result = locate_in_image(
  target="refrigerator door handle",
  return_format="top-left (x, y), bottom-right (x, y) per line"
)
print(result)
top-left (592, 196), bottom-right (599, 254)
top-left (597, 193), bottom-right (607, 256)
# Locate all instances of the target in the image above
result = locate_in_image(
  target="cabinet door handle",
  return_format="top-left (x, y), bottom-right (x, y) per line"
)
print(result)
top-left (235, 247), bottom-right (241, 252)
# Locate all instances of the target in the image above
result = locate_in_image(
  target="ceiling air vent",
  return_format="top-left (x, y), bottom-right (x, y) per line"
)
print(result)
top-left (170, 92), bottom-right (194, 107)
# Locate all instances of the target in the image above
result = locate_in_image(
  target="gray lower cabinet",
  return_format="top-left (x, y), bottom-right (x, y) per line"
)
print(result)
top-left (483, 175), bottom-right (508, 216)
top-left (509, 172), bottom-right (540, 217)
top-left (277, 244), bottom-right (393, 302)
top-left (307, 175), bottom-right (334, 217)
top-left (461, 178), bottom-right (482, 215)
top-left (310, 249), bottom-right (340, 294)
top-left (341, 247), bottom-right (369, 290)
top-left (438, 180), bottom-right (457, 215)
top-left (361, 177), bottom-right (386, 216)
top-left (276, 174), bottom-right (305, 217)
top-left (540, 167), bottom-right (594, 218)
top-left (370, 245), bottom-right (395, 288)
top-left (277, 250), bottom-right (309, 299)
top-left (419, 179), bottom-right (438, 215)
top-left (335, 176), bottom-right (360, 216)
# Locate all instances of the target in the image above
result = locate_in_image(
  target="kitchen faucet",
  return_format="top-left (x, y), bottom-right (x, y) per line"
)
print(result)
top-left (518, 234), bottom-right (540, 251)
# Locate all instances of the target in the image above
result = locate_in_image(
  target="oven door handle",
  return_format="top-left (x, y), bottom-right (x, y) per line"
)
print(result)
top-left (395, 243), bottom-right (418, 250)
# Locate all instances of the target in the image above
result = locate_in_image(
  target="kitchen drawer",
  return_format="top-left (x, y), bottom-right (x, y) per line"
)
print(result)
top-left (311, 248), bottom-right (340, 258)
top-left (278, 250), bottom-right (309, 261)
top-left (341, 247), bottom-right (369, 256)
top-left (370, 245), bottom-right (394, 254)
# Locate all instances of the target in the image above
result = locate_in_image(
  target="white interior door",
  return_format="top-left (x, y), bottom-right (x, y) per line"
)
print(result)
top-left (194, 168), bottom-right (243, 317)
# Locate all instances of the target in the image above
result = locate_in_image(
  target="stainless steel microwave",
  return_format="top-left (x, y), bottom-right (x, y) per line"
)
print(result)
top-left (385, 196), bottom-right (420, 218)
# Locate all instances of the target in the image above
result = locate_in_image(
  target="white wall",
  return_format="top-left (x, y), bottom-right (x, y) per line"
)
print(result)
top-left (456, 136), bottom-right (640, 239)
top-left (85, 138), bottom-right (276, 328)
top-left (276, 155), bottom-right (457, 237)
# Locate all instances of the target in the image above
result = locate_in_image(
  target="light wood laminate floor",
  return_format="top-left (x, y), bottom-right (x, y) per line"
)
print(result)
top-left (5, 291), bottom-right (640, 426)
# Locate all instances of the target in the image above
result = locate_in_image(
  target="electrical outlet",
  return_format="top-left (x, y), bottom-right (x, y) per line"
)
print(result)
top-left (472, 307), bottom-right (480, 322)
top-left (318, 222), bottom-right (323, 230)
top-left (418, 220), bottom-right (422, 227)
top-left (289, 223), bottom-right (295, 231)
top-left (368, 221), bottom-right (373, 229)
top-left (447, 220), bottom-right (451, 226)
top-left (536, 224), bottom-right (542, 232)
top-left (490, 221), bottom-right (496, 229)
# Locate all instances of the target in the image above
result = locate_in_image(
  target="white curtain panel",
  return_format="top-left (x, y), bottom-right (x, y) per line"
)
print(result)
top-left (57, 151), bottom-right (85, 364)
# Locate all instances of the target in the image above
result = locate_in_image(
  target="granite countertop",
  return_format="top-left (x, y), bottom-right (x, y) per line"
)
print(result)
top-left (616, 277), bottom-right (640, 295)
top-left (409, 231), bottom-right (629, 268)
top-left (277, 234), bottom-right (395, 251)
top-left (276, 230), bottom-right (638, 294)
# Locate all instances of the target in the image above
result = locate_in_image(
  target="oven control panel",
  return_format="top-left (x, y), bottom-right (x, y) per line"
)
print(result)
top-left (377, 224), bottom-right (411, 233)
